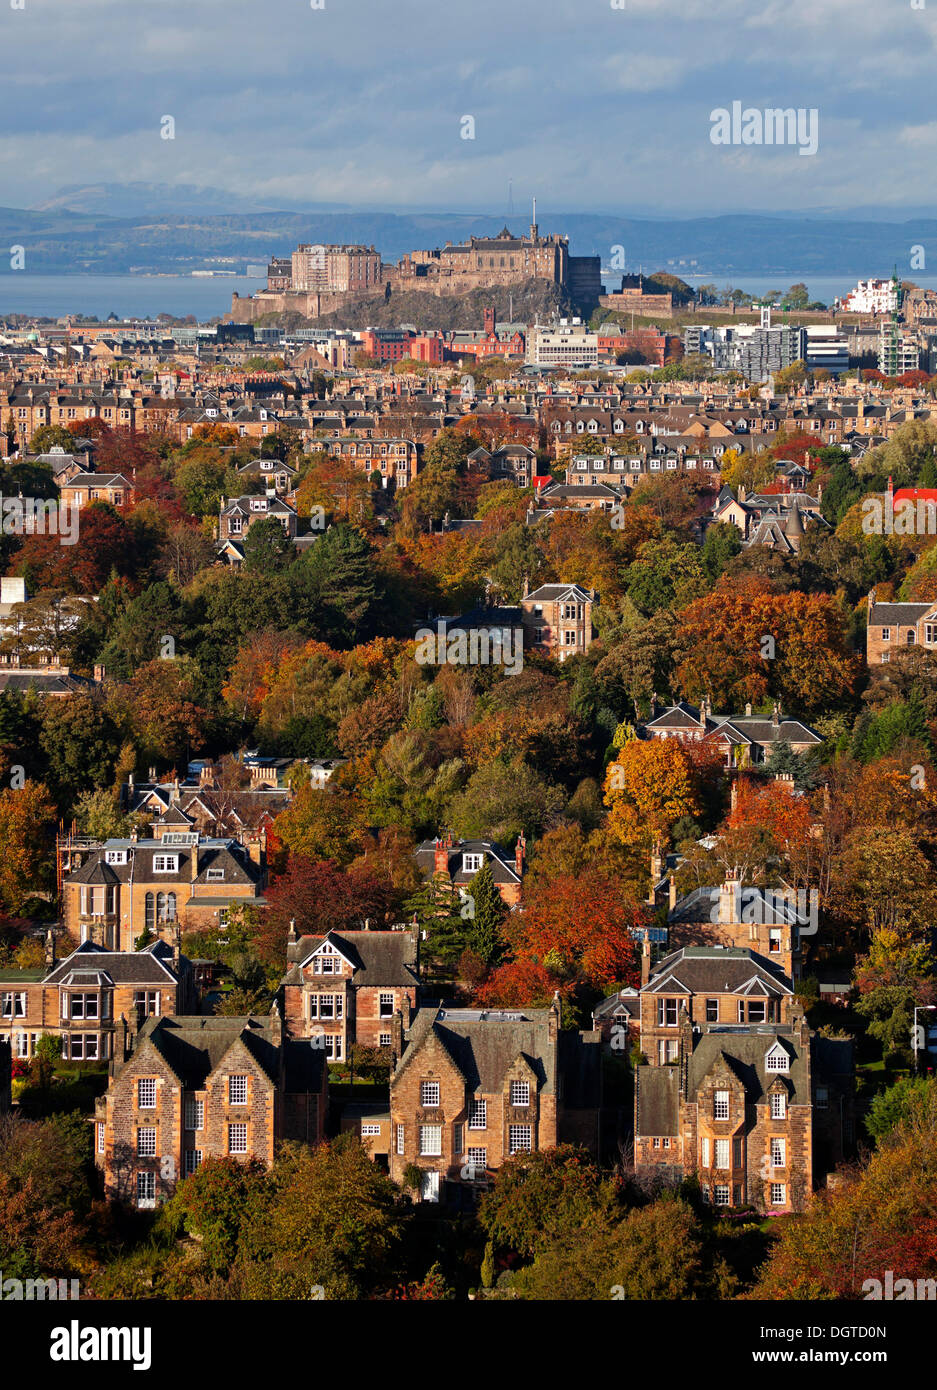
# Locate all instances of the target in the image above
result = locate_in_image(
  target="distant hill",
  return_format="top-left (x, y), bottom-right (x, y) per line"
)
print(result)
top-left (0, 194), bottom-right (936, 279)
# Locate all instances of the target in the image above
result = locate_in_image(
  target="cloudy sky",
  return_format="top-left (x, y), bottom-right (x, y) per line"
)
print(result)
top-left (1, 0), bottom-right (935, 216)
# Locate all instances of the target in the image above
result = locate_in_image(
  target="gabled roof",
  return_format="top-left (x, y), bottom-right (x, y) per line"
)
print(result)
top-left (286, 928), bottom-right (419, 987)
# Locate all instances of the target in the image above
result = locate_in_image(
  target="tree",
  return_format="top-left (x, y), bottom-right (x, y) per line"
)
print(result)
top-left (478, 1146), bottom-right (615, 1260)
top-left (405, 871), bottom-right (471, 975)
top-left (463, 860), bottom-right (507, 968)
top-left (507, 867), bottom-right (644, 991)
top-left (72, 788), bottom-right (132, 840)
top-left (262, 856), bottom-right (396, 965)
top-left (242, 517), bottom-right (294, 573)
top-left (510, 1196), bottom-right (734, 1300)
top-left (0, 781), bottom-right (56, 911)
top-left (159, 1157), bottom-right (270, 1275)
top-left (604, 739), bottom-right (702, 852)
top-left (236, 1137), bottom-right (406, 1299)
top-left (752, 1084), bottom-right (937, 1298)
top-left (273, 785), bottom-right (368, 867)
top-left (449, 758), bottom-right (565, 843)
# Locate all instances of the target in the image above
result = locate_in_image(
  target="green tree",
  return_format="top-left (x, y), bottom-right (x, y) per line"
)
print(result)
top-left (243, 516), bottom-right (294, 574)
top-left (464, 860), bottom-right (507, 968)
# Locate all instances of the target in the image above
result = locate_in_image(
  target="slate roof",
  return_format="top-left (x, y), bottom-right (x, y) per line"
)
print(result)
top-left (395, 1003), bottom-right (588, 1102)
top-left (645, 946), bottom-right (793, 995)
top-left (635, 1065), bottom-right (680, 1136)
top-left (687, 1028), bottom-right (808, 1104)
top-left (131, 1014), bottom-right (281, 1088)
top-left (285, 928), bottom-right (419, 987)
top-left (593, 987), bottom-right (641, 1021)
top-left (868, 600), bottom-right (932, 626)
top-left (65, 838), bottom-right (261, 889)
top-left (44, 938), bottom-right (184, 986)
top-left (413, 838), bottom-right (522, 888)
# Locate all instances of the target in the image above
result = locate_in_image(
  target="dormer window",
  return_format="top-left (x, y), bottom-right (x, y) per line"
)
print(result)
top-left (153, 854), bottom-right (178, 873)
top-left (206, 868), bottom-right (225, 881)
top-left (462, 853), bottom-right (483, 874)
top-left (105, 850), bottom-right (128, 865)
top-left (765, 1045), bottom-right (790, 1073)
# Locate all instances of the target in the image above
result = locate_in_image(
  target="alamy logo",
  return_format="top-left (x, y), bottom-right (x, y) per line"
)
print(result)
top-left (710, 102), bottom-right (819, 157)
top-left (709, 884), bottom-right (819, 936)
top-left (0, 496), bottom-right (79, 544)
top-left (862, 496), bottom-right (937, 536)
top-left (50, 1321), bottom-right (151, 1371)
top-left (414, 620), bottom-right (523, 677)
top-left (2, 1274), bottom-right (79, 1300)
top-left (863, 1271), bottom-right (937, 1300)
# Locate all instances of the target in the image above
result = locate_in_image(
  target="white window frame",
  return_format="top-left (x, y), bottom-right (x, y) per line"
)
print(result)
top-left (152, 854), bottom-right (178, 874)
top-left (185, 1098), bottom-right (204, 1132)
top-left (420, 1080), bottom-right (440, 1108)
top-left (771, 1137), bottom-right (786, 1168)
top-left (510, 1080), bottom-right (530, 1107)
top-left (508, 1124), bottom-right (532, 1155)
top-left (396, 1124), bottom-right (404, 1155)
top-left (136, 1171), bottom-right (156, 1208)
top-left (770, 1092), bottom-right (787, 1120)
top-left (137, 1127), bottom-right (157, 1157)
top-left (770, 1182), bottom-right (786, 1206)
top-left (138, 1078), bottom-right (157, 1108)
top-left (468, 1098), bottom-right (487, 1130)
top-left (713, 1089), bottom-right (729, 1120)
top-left (184, 1149), bottom-right (202, 1176)
top-left (228, 1123), bottom-right (248, 1155)
top-left (714, 1138), bottom-right (730, 1170)
top-left (228, 1074), bottom-right (248, 1106)
top-left (419, 1124), bottom-right (442, 1157)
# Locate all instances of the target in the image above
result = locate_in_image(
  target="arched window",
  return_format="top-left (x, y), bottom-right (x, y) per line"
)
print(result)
top-left (907, 630), bottom-right (916, 645)
top-left (145, 893), bottom-right (155, 930)
top-left (156, 892), bottom-right (167, 923)
top-left (167, 892), bottom-right (177, 922)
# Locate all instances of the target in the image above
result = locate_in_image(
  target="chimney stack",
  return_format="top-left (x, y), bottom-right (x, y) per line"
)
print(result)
top-left (190, 839), bottom-right (199, 882)
top-left (640, 935), bottom-right (652, 988)
top-left (433, 835), bottom-right (450, 877)
top-left (515, 834), bottom-right (526, 877)
top-left (668, 874), bottom-right (678, 912)
top-left (44, 927), bottom-right (56, 969)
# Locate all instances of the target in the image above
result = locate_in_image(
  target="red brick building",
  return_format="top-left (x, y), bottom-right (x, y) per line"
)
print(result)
top-left (280, 926), bottom-right (420, 1061)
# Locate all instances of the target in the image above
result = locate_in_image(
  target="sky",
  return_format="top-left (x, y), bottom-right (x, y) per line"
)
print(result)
top-left (1, 0), bottom-right (935, 217)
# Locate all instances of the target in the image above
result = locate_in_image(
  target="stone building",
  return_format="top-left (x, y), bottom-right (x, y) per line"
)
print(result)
top-left (217, 493), bottom-right (297, 546)
top-left (642, 698), bottom-right (822, 768)
top-left (520, 581), bottom-right (596, 661)
top-left (291, 244), bottom-right (382, 294)
top-left (866, 586), bottom-right (937, 665)
top-left (0, 934), bottom-right (196, 1063)
top-left (280, 926), bottom-right (421, 1062)
top-left (634, 1004), bottom-right (853, 1212)
top-left (413, 835), bottom-right (526, 907)
top-left (61, 833), bottom-right (266, 952)
top-left (636, 946), bottom-right (795, 1066)
top-left (666, 878), bottom-right (807, 981)
top-left (387, 998), bottom-right (602, 1202)
top-left (94, 1009), bottom-right (328, 1207)
top-left (325, 436), bottom-right (419, 489)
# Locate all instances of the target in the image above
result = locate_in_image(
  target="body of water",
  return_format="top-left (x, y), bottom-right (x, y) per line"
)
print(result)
top-left (6, 270), bottom-right (937, 324)
top-left (0, 274), bottom-right (266, 322)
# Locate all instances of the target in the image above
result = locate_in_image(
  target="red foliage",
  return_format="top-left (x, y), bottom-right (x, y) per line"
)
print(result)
top-left (259, 855), bottom-right (398, 964)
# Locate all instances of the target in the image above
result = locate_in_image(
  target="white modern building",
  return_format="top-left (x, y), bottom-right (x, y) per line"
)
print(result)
top-left (838, 278), bottom-right (899, 316)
